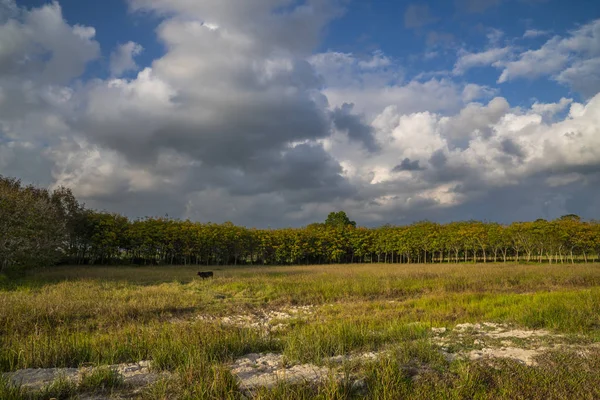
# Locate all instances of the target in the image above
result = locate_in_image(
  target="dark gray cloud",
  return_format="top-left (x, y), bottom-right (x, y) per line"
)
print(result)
top-left (500, 138), bottom-right (526, 159)
top-left (429, 149), bottom-right (447, 169)
top-left (441, 176), bottom-right (597, 224)
top-left (392, 158), bottom-right (425, 172)
top-left (332, 103), bottom-right (379, 152)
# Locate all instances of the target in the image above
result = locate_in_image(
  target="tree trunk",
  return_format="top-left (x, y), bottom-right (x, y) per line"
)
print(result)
top-left (570, 250), bottom-right (574, 264)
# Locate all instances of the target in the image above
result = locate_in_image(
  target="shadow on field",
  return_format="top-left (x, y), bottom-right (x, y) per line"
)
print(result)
top-left (0, 264), bottom-right (316, 291)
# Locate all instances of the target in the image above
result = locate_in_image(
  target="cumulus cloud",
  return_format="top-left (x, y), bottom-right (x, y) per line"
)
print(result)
top-left (110, 41), bottom-right (143, 77)
top-left (0, 0), bottom-right (99, 188)
top-left (322, 91), bottom-right (600, 223)
top-left (440, 97), bottom-right (510, 144)
top-left (462, 83), bottom-right (498, 102)
top-left (2, 0), bottom-right (600, 227)
top-left (531, 97), bottom-right (573, 116)
top-left (0, 1), bottom-right (99, 83)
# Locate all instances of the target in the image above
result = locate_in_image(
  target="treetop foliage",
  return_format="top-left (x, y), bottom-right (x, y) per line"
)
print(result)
top-left (1, 175), bottom-right (600, 270)
top-left (325, 211), bottom-right (357, 228)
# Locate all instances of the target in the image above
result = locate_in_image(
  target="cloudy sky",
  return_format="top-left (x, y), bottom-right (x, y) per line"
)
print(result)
top-left (2, 0), bottom-right (600, 227)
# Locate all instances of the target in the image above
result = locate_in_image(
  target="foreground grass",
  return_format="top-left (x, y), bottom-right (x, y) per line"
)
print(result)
top-left (1, 263), bottom-right (599, 398)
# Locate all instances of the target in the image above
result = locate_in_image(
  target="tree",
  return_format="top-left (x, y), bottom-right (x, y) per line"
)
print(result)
top-left (324, 211), bottom-right (356, 228)
top-left (0, 176), bottom-right (74, 272)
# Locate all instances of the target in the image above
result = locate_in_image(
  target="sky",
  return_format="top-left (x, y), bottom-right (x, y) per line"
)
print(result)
top-left (2, 0), bottom-right (600, 227)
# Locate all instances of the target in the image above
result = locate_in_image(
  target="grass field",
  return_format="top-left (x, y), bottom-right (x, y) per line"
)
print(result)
top-left (1, 263), bottom-right (600, 399)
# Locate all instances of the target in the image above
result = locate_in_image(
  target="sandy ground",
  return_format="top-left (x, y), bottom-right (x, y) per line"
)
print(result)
top-left (5, 316), bottom-right (597, 396)
top-left (4, 360), bottom-right (166, 397)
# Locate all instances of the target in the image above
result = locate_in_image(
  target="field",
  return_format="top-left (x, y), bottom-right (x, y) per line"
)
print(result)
top-left (1, 263), bottom-right (600, 399)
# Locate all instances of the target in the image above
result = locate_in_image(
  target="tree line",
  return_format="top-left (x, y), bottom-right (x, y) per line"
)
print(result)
top-left (1, 175), bottom-right (600, 271)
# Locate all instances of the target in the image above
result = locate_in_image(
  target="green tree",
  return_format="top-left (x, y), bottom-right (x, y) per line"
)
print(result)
top-left (324, 211), bottom-right (356, 228)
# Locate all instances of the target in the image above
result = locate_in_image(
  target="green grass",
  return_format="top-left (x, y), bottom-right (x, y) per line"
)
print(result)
top-left (1, 263), bottom-right (599, 399)
top-left (78, 366), bottom-right (124, 392)
top-left (0, 374), bottom-right (78, 400)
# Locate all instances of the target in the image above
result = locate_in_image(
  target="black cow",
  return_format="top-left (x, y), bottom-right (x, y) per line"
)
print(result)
top-left (197, 271), bottom-right (214, 279)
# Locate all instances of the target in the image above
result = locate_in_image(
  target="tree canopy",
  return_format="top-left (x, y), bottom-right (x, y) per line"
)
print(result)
top-left (1, 176), bottom-right (599, 270)
top-left (325, 211), bottom-right (357, 228)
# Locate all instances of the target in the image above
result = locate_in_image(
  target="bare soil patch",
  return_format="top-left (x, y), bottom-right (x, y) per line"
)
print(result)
top-left (432, 322), bottom-right (594, 366)
top-left (4, 360), bottom-right (166, 396)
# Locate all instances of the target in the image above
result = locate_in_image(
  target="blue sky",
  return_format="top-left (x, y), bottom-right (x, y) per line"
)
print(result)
top-left (3, 0), bottom-right (600, 226)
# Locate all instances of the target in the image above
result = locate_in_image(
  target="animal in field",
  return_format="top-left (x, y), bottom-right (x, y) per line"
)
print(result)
top-left (197, 271), bottom-right (214, 279)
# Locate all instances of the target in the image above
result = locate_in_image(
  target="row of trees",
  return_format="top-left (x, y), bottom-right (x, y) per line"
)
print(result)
top-left (65, 213), bottom-right (600, 266)
top-left (2, 175), bottom-right (600, 270)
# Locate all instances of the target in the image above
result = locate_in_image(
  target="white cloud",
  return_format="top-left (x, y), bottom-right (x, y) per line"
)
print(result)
top-left (14, 1), bottom-right (99, 83)
top-left (531, 97), bottom-right (572, 116)
top-left (110, 41), bottom-right (143, 77)
top-left (357, 51), bottom-right (392, 69)
top-left (440, 97), bottom-right (510, 142)
top-left (555, 57), bottom-right (600, 98)
top-left (523, 29), bottom-right (550, 39)
top-left (321, 78), bottom-right (467, 119)
top-left (462, 83), bottom-right (498, 102)
top-left (499, 19), bottom-right (600, 91)
top-left (497, 37), bottom-right (568, 83)
top-left (309, 51), bottom-right (400, 89)
top-left (453, 47), bottom-right (511, 75)
top-left (487, 28), bottom-right (504, 45)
